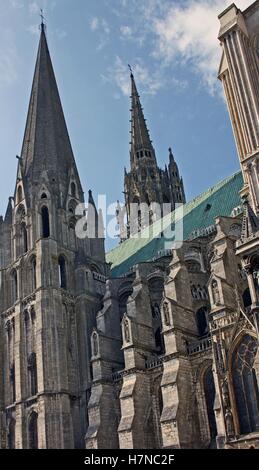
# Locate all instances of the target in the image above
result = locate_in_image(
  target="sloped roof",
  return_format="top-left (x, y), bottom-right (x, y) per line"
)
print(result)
top-left (106, 171), bottom-right (243, 277)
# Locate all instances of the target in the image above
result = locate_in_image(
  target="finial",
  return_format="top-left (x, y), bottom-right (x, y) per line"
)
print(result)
top-left (128, 64), bottom-right (133, 76)
top-left (40, 8), bottom-right (46, 32)
top-left (168, 147), bottom-right (174, 162)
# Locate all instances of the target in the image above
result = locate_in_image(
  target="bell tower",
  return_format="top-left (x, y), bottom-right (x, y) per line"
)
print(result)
top-left (0, 22), bottom-right (106, 449)
top-left (123, 71), bottom-right (185, 238)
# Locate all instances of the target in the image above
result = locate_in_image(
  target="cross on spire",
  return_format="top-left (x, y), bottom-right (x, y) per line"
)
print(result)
top-left (128, 64), bottom-right (133, 76)
top-left (40, 8), bottom-right (46, 32)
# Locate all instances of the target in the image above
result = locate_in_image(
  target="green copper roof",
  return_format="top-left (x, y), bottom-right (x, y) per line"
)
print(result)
top-left (106, 171), bottom-right (243, 277)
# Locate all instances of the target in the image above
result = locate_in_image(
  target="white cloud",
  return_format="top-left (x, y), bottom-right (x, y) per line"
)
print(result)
top-left (0, 30), bottom-right (18, 87)
top-left (29, 1), bottom-right (39, 15)
top-left (10, 0), bottom-right (24, 8)
top-left (28, 0), bottom-right (56, 17)
top-left (90, 17), bottom-right (110, 34)
top-left (152, 0), bottom-right (251, 94)
top-left (89, 17), bottom-right (110, 51)
top-left (116, 0), bottom-right (252, 96)
top-left (102, 56), bottom-right (185, 98)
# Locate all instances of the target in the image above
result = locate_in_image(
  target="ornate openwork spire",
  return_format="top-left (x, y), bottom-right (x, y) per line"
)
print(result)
top-left (129, 68), bottom-right (156, 167)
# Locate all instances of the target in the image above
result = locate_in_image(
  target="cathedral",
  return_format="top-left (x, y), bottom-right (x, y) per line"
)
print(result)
top-left (0, 1), bottom-right (258, 449)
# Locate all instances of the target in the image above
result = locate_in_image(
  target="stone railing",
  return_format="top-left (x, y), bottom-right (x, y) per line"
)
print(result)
top-left (152, 249), bottom-right (173, 261)
top-left (188, 224), bottom-right (217, 241)
top-left (111, 370), bottom-right (124, 382)
top-left (92, 271), bottom-right (106, 283)
top-left (209, 310), bottom-right (238, 331)
top-left (145, 357), bottom-right (163, 369)
top-left (187, 337), bottom-right (212, 356)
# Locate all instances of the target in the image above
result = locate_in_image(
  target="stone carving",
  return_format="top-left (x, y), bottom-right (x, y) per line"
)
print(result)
top-left (92, 332), bottom-right (99, 357)
top-left (221, 378), bottom-right (235, 438)
top-left (124, 318), bottom-right (130, 343)
top-left (163, 302), bottom-right (171, 326)
top-left (225, 408), bottom-right (235, 438)
top-left (212, 280), bottom-right (220, 305)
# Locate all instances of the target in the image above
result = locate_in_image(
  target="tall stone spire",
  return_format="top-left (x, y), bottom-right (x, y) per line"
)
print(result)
top-left (130, 71), bottom-right (156, 168)
top-left (20, 23), bottom-right (83, 198)
top-left (122, 70), bottom-right (186, 240)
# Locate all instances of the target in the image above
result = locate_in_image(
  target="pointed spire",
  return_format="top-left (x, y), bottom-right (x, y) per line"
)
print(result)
top-left (87, 190), bottom-right (98, 238)
top-left (88, 189), bottom-right (96, 208)
top-left (241, 196), bottom-right (259, 240)
top-left (20, 24), bottom-right (83, 197)
top-left (168, 147), bottom-right (174, 163)
top-left (4, 197), bottom-right (13, 224)
top-left (129, 68), bottom-right (156, 167)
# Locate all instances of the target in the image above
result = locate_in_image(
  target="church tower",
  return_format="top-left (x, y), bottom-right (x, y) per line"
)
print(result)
top-left (123, 71), bottom-right (185, 237)
top-left (218, 3), bottom-right (259, 311)
top-left (0, 23), bottom-right (107, 449)
top-left (218, 1), bottom-right (259, 211)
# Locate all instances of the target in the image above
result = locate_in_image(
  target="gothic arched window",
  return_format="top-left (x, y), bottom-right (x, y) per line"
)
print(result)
top-left (21, 222), bottom-right (28, 254)
top-left (196, 307), bottom-right (209, 337)
top-left (58, 255), bottom-right (67, 290)
top-left (31, 256), bottom-right (37, 292)
top-left (8, 418), bottom-right (16, 449)
top-left (41, 206), bottom-right (50, 238)
top-left (232, 334), bottom-right (259, 434)
top-left (28, 412), bottom-right (38, 449)
top-left (10, 362), bottom-right (16, 403)
top-left (11, 269), bottom-right (18, 304)
top-left (28, 352), bottom-right (38, 397)
top-left (204, 367), bottom-right (217, 440)
top-left (118, 289), bottom-right (133, 321)
top-left (71, 182), bottom-right (76, 198)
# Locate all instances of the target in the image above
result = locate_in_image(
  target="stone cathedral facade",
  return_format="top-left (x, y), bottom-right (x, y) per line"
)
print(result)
top-left (0, 1), bottom-right (259, 450)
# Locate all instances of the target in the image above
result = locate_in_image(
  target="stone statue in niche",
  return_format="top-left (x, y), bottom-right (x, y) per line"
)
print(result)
top-left (92, 332), bottom-right (99, 356)
top-left (153, 303), bottom-right (160, 319)
top-left (221, 378), bottom-right (230, 408)
top-left (225, 408), bottom-right (235, 438)
top-left (253, 268), bottom-right (259, 294)
top-left (212, 280), bottom-right (220, 305)
top-left (124, 319), bottom-right (130, 343)
top-left (215, 342), bottom-right (225, 374)
top-left (163, 302), bottom-right (170, 326)
top-left (221, 378), bottom-right (235, 437)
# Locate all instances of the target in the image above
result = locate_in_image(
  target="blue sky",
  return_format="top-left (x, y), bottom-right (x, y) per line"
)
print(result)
top-left (0, 0), bottom-right (250, 249)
